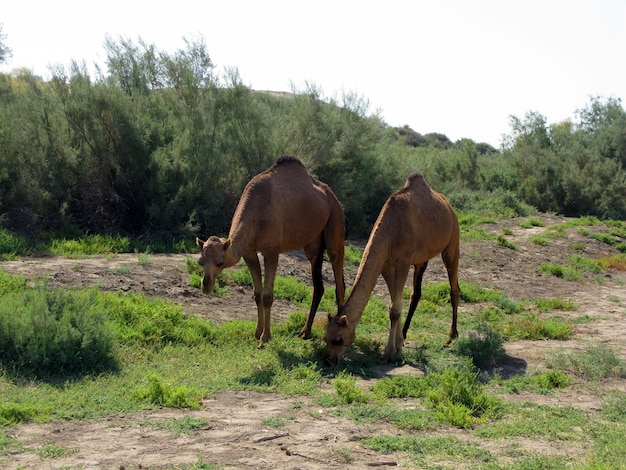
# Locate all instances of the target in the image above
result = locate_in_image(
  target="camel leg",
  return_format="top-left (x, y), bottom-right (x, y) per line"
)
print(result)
top-left (402, 262), bottom-right (428, 339)
top-left (324, 225), bottom-right (346, 309)
top-left (243, 252), bottom-right (264, 340)
top-left (299, 238), bottom-right (325, 339)
top-left (381, 262), bottom-right (410, 362)
top-left (441, 247), bottom-right (460, 345)
top-left (259, 250), bottom-right (280, 344)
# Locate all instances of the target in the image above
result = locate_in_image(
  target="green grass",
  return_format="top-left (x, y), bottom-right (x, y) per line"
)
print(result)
top-left (539, 262), bottom-right (582, 281)
top-left (545, 344), bottom-right (626, 380)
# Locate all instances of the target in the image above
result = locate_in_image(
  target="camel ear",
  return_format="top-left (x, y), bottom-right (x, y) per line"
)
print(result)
top-left (339, 315), bottom-right (348, 327)
top-left (223, 239), bottom-right (231, 251)
top-left (195, 237), bottom-right (205, 248)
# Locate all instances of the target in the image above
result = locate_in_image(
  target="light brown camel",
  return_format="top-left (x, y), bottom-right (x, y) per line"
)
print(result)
top-left (323, 171), bottom-right (460, 365)
top-left (196, 155), bottom-right (345, 344)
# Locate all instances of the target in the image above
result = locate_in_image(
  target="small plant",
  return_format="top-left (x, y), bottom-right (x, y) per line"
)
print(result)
top-left (133, 373), bottom-right (202, 409)
top-left (496, 235), bottom-right (516, 250)
top-left (0, 286), bottom-right (117, 378)
top-left (334, 446), bottom-right (354, 463)
top-left (0, 403), bottom-right (38, 426)
top-left (344, 244), bottom-right (363, 264)
top-left (568, 254), bottom-right (603, 274)
top-left (138, 252), bottom-right (152, 265)
top-left (261, 416), bottom-right (285, 427)
top-left (532, 298), bottom-right (577, 312)
top-left (519, 217), bottom-right (546, 229)
top-left (578, 229), bottom-right (616, 245)
top-left (546, 344), bottom-right (626, 380)
top-left (333, 372), bottom-right (371, 404)
top-left (533, 370), bottom-right (571, 391)
top-left (426, 361), bottom-right (501, 428)
top-left (504, 313), bottom-right (572, 340)
top-left (109, 265), bottom-right (132, 275)
top-left (530, 235), bottom-right (549, 246)
top-left (37, 442), bottom-right (78, 460)
top-left (138, 416), bottom-right (210, 437)
top-left (452, 323), bottom-right (503, 368)
top-left (539, 262), bottom-right (582, 281)
top-left (570, 242), bottom-right (587, 251)
top-left (601, 391), bottom-right (626, 422)
top-left (502, 227), bottom-right (513, 236)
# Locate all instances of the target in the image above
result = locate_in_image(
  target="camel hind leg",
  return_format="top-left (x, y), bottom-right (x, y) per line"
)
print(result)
top-left (324, 202), bottom-right (346, 309)
top-left (441, 243), bottom-right (460, 345)
top-left (402, 262), bottom-right (428, 340)
top-left (299, 236), bottom-right (325, 339)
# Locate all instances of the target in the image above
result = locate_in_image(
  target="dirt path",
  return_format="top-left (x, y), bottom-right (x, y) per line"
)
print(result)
top-left (1, 215), bottom-right (625, 468)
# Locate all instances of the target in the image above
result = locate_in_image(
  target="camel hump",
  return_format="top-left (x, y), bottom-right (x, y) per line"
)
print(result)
top-left (405, 171), bottom-right (430, 190)
top-left (407, 171), bottom-right (426, 184)
top-left (273, 154), bottom-right (306, 169)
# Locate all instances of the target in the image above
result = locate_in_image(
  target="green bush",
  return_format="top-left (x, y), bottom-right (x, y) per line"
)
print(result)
top-left (0, 229), bottom-right (30, 260)
top-left (452, 323), bottom-right (503, 368)
top-left (0, 270), bottom-right (28, 296)
top-left (0, 286), bottom-right (117, 377)
top-left (426, 361), bottom-right (501, 428)
top-left (133, 373), bottom-right (202, 409)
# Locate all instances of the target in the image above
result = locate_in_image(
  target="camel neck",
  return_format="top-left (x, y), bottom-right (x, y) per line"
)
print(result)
top-left (343, 239), bottom-right (388, 325)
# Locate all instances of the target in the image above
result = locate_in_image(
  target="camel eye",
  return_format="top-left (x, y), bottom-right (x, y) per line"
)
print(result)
top-left (216, 261), bottom-right (224, 267)
top-left (331, 337), bottom-right (344, 346)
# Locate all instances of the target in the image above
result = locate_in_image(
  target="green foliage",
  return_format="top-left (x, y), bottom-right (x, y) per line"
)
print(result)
top-left (498, 370), bottom-right (571, 394)
top-left (344, 244), bottom-right (363, 264)
top-left (504, 313), bottom-right (572, 340)
top-left (133, 373), bottom-right (202, 409)
top-left (0, 285), bottom-right (117, 378)
top-left (137, 416), bottom-right (210, 437)
top-left (539, 262), bottom-right (582, 281)
top-left (49, 234), bottom-right (133, 257)
top-left (332, 372), bottom-right (371, 404)
top-left (0, 270), bottom-right (27, 296)
top-left (425, 361), bottom-right (502, 427)
top-left (0, 229), bottom-right (30, 260)
top-left (0, 403), bottom-right (37, 426)
top-left (2, 45), bottom-right (624, 240)
top-left (452, 323), bottom-right (503, 368)
top-left (568, 254), bottom-right (603, 273)
top-left (601, 391), bottom-right (626, 422)
top-left (496, 235), bottom-right (517, 250)
top-left (546, 344), bottom-right (626, 380)
top-left (372, 360), bottom-right (501, 428)
top-left (532, 297), bottom-right (577, 312)
top-left (101, 292), bottom-right (217, 348)
top-left (518, 217), bottom-right (546, 228)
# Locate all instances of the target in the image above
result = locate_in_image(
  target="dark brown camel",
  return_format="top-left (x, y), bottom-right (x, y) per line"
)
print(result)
top-left (323, 171), bottom-right (460, 365)
top-left (196, 155), bottom-right (345, 344)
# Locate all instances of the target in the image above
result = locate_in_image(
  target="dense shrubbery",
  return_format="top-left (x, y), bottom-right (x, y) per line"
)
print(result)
top-left (1, 37), bottom-right (625, 243)
top-left (0, 285), bottom-right (117, 378)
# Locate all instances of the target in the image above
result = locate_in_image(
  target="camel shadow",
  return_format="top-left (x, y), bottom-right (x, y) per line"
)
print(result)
top-left (490, 350), bottom-right (528, 379)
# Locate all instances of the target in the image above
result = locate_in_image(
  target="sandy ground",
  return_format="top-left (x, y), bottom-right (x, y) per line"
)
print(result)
top-left (1, 214), bottom-right (625, 469)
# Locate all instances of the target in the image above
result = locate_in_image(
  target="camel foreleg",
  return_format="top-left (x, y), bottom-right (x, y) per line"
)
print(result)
top-left (381, 264), bottom-right (409, 362)
top-left (243, 253), bottom-right (265, 340)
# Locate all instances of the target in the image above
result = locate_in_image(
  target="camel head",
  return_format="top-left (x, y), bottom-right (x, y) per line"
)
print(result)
top-left (196, 235), bottom-right (231, 295)
top-left (323, 312), bottom-right (355, 365)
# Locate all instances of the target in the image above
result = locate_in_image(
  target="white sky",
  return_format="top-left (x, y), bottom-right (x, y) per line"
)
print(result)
top-left (2, 0), bottom-right (625, 147)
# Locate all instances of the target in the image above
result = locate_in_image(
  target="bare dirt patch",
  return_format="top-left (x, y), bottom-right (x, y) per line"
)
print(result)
top-left (2, 215), bottom-right (625, 469)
